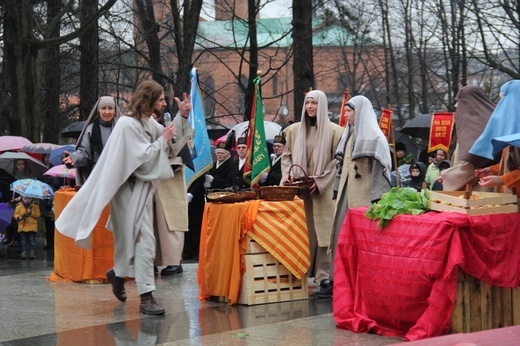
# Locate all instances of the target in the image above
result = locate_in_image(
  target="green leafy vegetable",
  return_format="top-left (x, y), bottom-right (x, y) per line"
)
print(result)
top-left (365, 187), bottom-right (429, 228)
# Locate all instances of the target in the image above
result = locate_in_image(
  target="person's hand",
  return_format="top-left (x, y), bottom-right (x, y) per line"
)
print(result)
top-left (478, 175), bottom-right (504, 188)
top-left (26, 208), bottom-right (32, 215)
top-left (474, 167), bottom-right (492, 178)
top-left (309, 181), bottom-right (318, 195)
top-left (175, 92), bottom-right (192, 118)
top-left (187, 193), bottom-right (193, 203)
top-left (62, 151), bottom-right (73, 166)
top-left (260, 172), bottom-right (268, 183)
top-left (204, 174), bottom-right (214, 188)
top-left (161, 123), bottom-right (176, 142)
top-left (437, 175), bottom-right (444, 184)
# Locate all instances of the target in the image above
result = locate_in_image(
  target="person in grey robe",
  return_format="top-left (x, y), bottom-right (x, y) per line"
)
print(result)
top-left (56, 81), bottom-right (177, 315)
top-left (328, 95), bottom-right (392, 297)
top-left (281, 90), bottom-right (345, 298)
top-left (62, 96), bottom-right (122, 185)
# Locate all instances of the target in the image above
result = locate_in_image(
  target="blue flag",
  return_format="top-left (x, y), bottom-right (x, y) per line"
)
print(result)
top-left (185, 68), bottom-right (213, 188)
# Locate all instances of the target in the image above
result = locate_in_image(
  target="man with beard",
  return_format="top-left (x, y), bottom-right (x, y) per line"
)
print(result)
top-left (152, 94), bottom-right (193, 276)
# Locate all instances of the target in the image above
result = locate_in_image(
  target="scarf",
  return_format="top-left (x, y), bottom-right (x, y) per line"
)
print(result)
top-left (90, 118), bottom-right (113, 159)
top-left (291, 90), bottom-right (331, 177)
top-left (470, 80), bottom-right (520, 159)
top-left (454, 85), bottom-right (495, 167)
top-left (348, 95), bottom-right (392, 181)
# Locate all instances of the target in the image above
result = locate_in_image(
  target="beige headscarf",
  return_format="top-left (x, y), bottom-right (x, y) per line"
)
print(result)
top-left (291, 90), bottom-right (331, 177)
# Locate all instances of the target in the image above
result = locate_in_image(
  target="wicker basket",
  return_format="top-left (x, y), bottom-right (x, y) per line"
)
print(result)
top-left (283, 164), bottom-right (314, 195)
top-left (260, 186), bottom-right (299, 201)
top-left (206, 190), bottom-right (258, 203)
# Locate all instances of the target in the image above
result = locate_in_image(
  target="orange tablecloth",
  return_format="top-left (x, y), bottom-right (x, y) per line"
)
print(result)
top-left (47, 188), bottom-right (114, 282)
top-left (198, 198), bottom-right (309, 304)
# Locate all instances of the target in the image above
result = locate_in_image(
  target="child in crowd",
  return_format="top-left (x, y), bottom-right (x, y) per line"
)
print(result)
top-left (432, 160), bottom-right (451, 190)
top-left (405, 161), bottom-right (427, 191)
top-left (13, 197), bottom-right (41, 260)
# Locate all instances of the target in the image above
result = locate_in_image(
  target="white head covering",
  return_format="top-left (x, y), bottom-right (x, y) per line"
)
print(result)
top-left (347, 95), bottom-right (392, 181)
top-left (292, 90), bottom-right (331, 177)
top-left (97, 96), bottom-right (116, 112)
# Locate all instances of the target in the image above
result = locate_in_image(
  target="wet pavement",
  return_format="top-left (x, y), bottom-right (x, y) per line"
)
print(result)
top-left (0, 238), bottom-right (403, 345)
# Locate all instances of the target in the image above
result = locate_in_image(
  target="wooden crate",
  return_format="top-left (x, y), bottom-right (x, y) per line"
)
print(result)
top-left (237, 251), bottom-right (308, 305)
top-left (428, 190), bottom-right (518, 216)
top-left (246, 236), bottom-right (268, 254)
top-left (451, 269), bottom-right (520, 333)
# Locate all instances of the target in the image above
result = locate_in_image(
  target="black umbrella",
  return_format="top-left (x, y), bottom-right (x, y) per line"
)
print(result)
top-left (399, 114), bottom-right (432, 139)
top-left (60, 121), bottom-right (86, 138)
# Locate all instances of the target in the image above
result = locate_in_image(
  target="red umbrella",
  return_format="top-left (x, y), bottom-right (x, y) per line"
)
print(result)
top-left (0, 136), bottom-right (33, 152)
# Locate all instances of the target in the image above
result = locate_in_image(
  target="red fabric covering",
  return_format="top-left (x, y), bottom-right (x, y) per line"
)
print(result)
top-left (333, 207), bottom-right (520, 341)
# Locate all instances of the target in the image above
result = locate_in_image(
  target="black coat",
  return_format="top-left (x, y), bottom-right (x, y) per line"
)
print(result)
top-left (262, 156), bottom-right (283, 186)
top-left (208, 158), bottom-right (233, 189)
top-left (229, 159), bottom-right (250, 190)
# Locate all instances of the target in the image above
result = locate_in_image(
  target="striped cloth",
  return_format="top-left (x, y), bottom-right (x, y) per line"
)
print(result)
top-left (246, 198), bottom-right (310, 279)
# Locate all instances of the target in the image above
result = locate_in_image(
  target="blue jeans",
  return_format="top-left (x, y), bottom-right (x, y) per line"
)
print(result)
top-left (19, 232), bottom-right (36, 253)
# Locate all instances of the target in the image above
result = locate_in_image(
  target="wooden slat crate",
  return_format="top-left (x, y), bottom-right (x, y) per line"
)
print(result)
top-left (451, 269), bottom-right (520, 333)
top-left (428, 190), bottom-right (518, 216)
top-left (246, 236), bottom-right (268, 254)
top-left (237, 251), bottom-right (308, 305)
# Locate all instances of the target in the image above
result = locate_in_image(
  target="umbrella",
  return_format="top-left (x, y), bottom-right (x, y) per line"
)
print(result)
top-left (0, 203), bottom-right (14, 231)
top-left (49, 145), bottom-right (75, 166)
top-left (227, 121), bottom-right (282, 140)
top-left (399, 114), bottom-right (432, 139)
top-left (10, 178), bottom-right (54, 199)
top-left (44, 164), bottom-right (76, 179)
top-left (0, 152), bottom-right (48, 178)
top-left (0, 135), bottom-right (33, 152)
top-left (60, 121), bottom-right (86, 139)
top-left (20, 142), bottom-right (63, 154)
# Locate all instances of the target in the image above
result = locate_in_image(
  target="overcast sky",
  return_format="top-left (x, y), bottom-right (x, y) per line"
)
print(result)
top-left (201, 0), bottom-right (293, 19)
top-left (261, 0), bottom-right (292, 18)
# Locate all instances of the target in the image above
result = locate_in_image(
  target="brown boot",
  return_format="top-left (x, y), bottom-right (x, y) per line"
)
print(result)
top-left (106, 269), bottom-right (127, 302)
top-left (139, 292), bottom-right (165, 315)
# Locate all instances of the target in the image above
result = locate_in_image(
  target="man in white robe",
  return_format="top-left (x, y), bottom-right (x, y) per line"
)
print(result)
top-left (56, 81), bottom-right (177, 315)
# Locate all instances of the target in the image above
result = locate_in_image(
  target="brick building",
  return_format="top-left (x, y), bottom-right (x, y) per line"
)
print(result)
top-left (152, 1), bottom-right (386, 131)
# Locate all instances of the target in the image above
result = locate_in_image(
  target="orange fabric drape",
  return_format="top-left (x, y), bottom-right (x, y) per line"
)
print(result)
top-left (197, 199), bottom-right (309, 304)
top-left (198, 200), bottom-right (260, 304)
top-left (47, 188), bottom-right (113, 282)
top-left (246, 199), bottom-right (309, 279)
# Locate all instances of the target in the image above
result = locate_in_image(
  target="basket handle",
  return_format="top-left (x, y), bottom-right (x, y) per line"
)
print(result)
top-left (288, 164), bottom-right (309, 180)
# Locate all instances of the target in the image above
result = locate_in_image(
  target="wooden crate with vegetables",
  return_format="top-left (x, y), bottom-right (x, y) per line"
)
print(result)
top-left (427, 188), bottom-right (518, 216)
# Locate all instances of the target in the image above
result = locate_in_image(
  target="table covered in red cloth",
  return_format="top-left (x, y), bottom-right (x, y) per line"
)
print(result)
top-left (333, 207), bottom-right (520, 341)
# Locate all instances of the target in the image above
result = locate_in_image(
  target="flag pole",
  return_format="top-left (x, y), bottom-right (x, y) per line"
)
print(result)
top-left (385, 105), bottom-right (399, 187)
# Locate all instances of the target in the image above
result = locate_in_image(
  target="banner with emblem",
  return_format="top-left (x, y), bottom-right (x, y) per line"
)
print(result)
top-left (243, 76), bottom-right (270, 187)
top-left (379, 108), bottom-right (393, 141)
top-left (428, 112), bottom-right (455, 153)
top-left (185, 68), bottom-right (213, 188)
top-left (338, 91), bottom-right (351, 127)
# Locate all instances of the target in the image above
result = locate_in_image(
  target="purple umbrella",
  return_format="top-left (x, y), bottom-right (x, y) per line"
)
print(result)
top-left (0, 203), bottom-right (14, 232)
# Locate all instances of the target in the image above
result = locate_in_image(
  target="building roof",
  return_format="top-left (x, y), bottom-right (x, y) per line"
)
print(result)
top-left (195, 17), bottom-right (359, 49)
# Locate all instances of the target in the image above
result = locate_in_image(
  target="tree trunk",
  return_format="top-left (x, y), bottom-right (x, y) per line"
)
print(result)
top-left (4, 0), bottom-right (41, 141)
top-left (171, 0), bottom-right (203, 109)
top-left (41, 0), bottom-right (62, 143)
top-left (135, 0), bottom-right (166, 90)
top-left (292, 0), bottom-right (314, 122)
top-left (79, 0), bottom-right (99, 120)
top-left (244, 0), bottom-right (259, 121)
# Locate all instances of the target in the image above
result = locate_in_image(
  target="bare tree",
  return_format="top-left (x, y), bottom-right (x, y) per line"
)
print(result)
top-left (292, 0), bottom-right (314, 121)
top-left (1, 0), bottom-right (117, 140)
